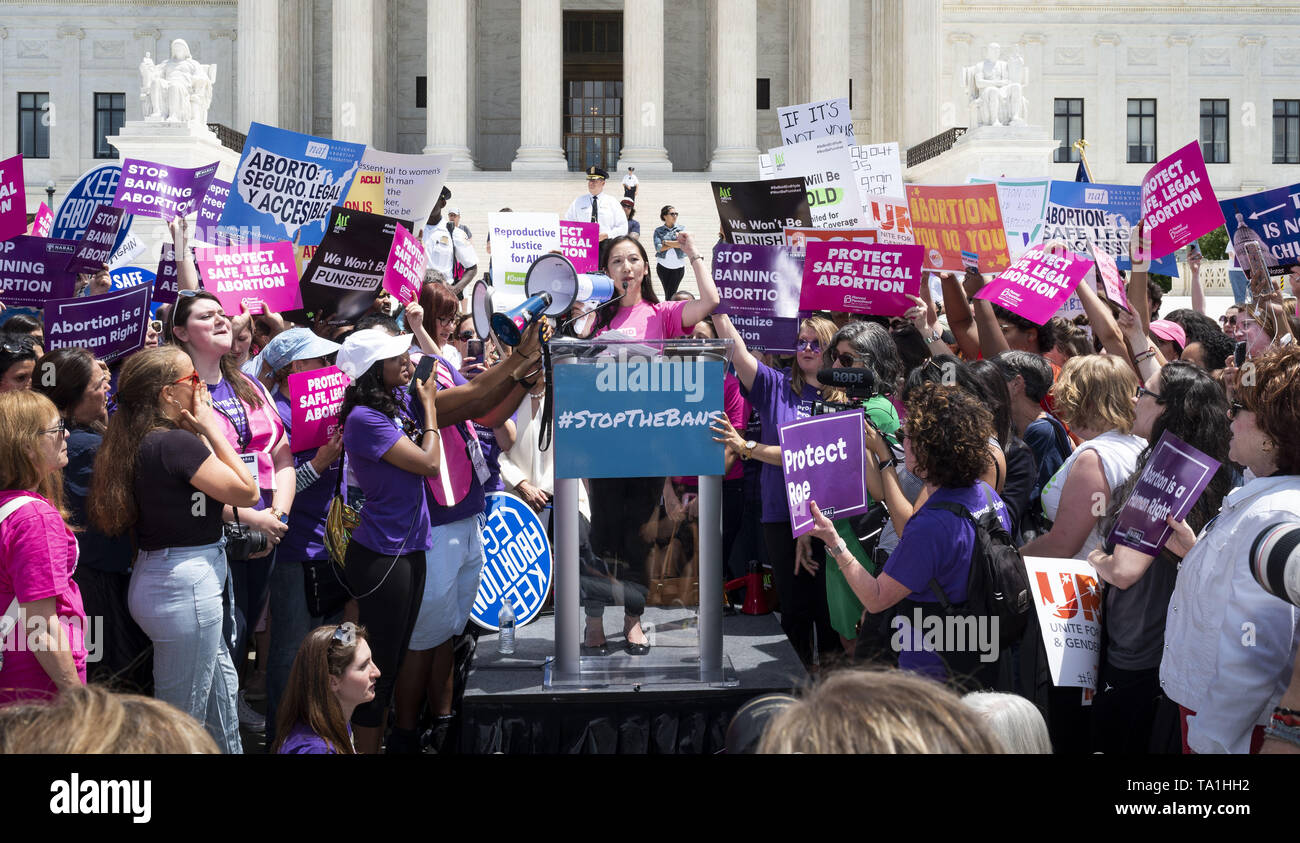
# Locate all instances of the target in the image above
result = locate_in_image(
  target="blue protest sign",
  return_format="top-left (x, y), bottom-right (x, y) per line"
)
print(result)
top-left (217, 123), bottom-right (366, 247)
top-left (1219, 183), bottom-right (1300, 275)
top-left (51, 163), bottom-right (134, 253)
top-left (110, 265), bottom-right (156, 291)
top-left (471, 492), bottom-right (553, 631)
top-left (553, 354), bottom-right (725, 479)
top-left (1040, 182), bottom-right (1178, 275)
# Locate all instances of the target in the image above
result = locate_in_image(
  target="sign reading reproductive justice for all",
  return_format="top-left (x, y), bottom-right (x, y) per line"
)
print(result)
top-left (196, 241), bottom-right (301, 315)
top-left (1023, 556), bottom-right (1102, 690)
top-left (471, 492), bottom-right (554, 632)
top-left (288, 365), bottom-right (349, 452)
top-left (906, 184), bottom-right (1010, 273)
top-left (974, 246), bottom-right (1095, 325)
top-left (801, 241), bottom-right (924, 316)
top-left (778, 410), bottom-right (869, 538)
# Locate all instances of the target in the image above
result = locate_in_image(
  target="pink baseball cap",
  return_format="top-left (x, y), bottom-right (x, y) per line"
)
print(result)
top-left (1148, 319), bottom-right (1186, 351)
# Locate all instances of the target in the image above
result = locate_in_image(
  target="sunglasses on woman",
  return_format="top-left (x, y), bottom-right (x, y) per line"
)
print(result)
top-left (796, 339), bottom-right (821, 354)
top-left (331, 622), bottom-right (358, 647)
top-left (1135, 385), bottom-right (1163, 403)
top-left (172, 371), bottom-right (203, 389)
top-left (1229, 401), bottom-right (1245, 419)
top-left (457, 331), bottom-right (476, 341)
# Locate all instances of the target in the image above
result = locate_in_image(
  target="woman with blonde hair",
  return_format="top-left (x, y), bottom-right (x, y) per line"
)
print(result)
top-left (0, 390), bottom-right (86, 704)
top-left (0, 685), bottom-right (220, 754)
top-left (273, 622), bottom-right (380, 754)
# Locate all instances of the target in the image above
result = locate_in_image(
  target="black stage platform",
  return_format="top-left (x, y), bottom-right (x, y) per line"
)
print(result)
top-left (457, 606), bottom-right (808, 754)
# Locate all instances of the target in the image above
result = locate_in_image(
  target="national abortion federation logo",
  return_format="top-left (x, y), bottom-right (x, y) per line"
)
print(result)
top-left (471, 492), bottom-right (553, 631)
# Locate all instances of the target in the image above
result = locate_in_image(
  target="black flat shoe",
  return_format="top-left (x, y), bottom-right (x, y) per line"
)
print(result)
top-left (624, 640), bottom-right (650, 656)
top-left (581, 642), bottom-right (609, 656)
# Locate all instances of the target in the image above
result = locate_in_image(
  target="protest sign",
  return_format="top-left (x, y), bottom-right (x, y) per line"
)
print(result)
top-left (864, 195), bottom-right (914, 245)
top-left (553, 354), bottom-right (724, 479)
top-left (112, 158), bottom-right (219, 220)
top-left (559, 220), bottom-right (599, 274)
top-left (471, 491), bottom-right (554, 631)
top-left (107, 231), bottom-right (147, 269)
top-left (44, 283), bottom-right (152, 363)
top-left (763, 138), bottom-right (863, 230)
top-left (298, 206), bottom-right (400, 320)
top-left (778, 410), bottom-right (869, 538)
top-left (1219, 182), bottom-right (1300, 276)
top-left (778, 97), bottom-right (853, 145)
top-left (52, 163), bottom-right (134, 252)
top-left (0, 154), bottom-right (25, 242)
top-left (0, 235), bottom-right (79, 307)
top-left (1089, 239), bottom-right (1129, 310)
top-left (784, 227), bottom-right (877, 258)
top-left (196, 241), bottom-right (301, 315)
top-left (712, 244), bottom-right (803, 353)
top-left (975, 246), bottom-right (1095, 325)
top-left (217, 122), bottom-right (366, 247)
top-left (1141, 141), bottom-right (1223, 261)
top-left (382, 222), bottom-right (425, 306)
top-left (801, 241), bottom-right (924, 316)
top-left (1038, 181), bottom-right (1177, 275)
top-left (66, 205), bottom-right (125, 274)
top-left (287, 365), bottom-right (349, 452)
top-left (153, 243), bottom-right (183, 305)
top-left (193, 178), bottom-right (231, 244)
top-left (968, 177), bottom-right (1049, 259)
top-left (357, 148), bottom-right (450, 224)
top-left (849, 143), bottom-right (903, 202)
top-left (488, 212), bottom-right (559, 291)
top-left (1108, 431), bottom-right (1221, 555)
top-left (30, 202), bottom-right (54, 238)
top-left (906, 184), bottom-right (1010, 273)
top-left (343, 170), bottom-right (384, 214)
top-left (109, 266), bottom-right (156, 292)
top-left (1023, 556), bottom-right (1101, 689)
top-left (714, 178), bottom-right (812, 246)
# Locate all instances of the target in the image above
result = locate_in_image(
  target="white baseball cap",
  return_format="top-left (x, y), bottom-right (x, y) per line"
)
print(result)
top-left (335, 328), bottom-right (413, 380)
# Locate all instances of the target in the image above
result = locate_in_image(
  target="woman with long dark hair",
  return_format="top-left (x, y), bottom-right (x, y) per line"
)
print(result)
top-left (273, 622), bottom-right (380, 754)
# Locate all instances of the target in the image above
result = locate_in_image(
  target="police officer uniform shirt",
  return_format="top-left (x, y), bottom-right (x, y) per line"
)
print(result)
top-left (563, 166), bottom-right (628, 240)
top-left (421, 217), bottom-right (479, 276)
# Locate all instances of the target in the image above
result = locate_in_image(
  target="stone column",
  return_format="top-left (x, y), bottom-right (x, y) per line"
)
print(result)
top-left (0, 28), bottom-right (7, 166)
top-left (871, 0), bottom-right (940, 148)
top-left (425, 0), bottom-right (477, 169)
top-left (55, 27), bottom-right (84, 179)
top-left (807, 0), bottom-right (849, 103)
top-left (1020, 33), bottom-right (1046, 130)
top-left (1167, 35), bottom-right (1193, 163)
top-left (1240, 34), bottom-right (1266, 191)
top-left (946, 31), bottom-right (974, 130)
top-left (708, 0), bottom-right (758, 171)
top-left (332, 0), bottom-right (377, 145)
top-left (617, 0), bottom-right (672, 172)
top-left (511, 0), bottom-right (567, 171)
top-left (1095, 33), bottom-right (1120, 181)
top-left (237, 0), bottom-right (279, 129)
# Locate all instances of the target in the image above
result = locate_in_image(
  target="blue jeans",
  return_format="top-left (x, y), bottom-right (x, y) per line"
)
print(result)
top-left (128, 540), bottom-right (242, 754)
top-left (265, 557), bottom-right (341, 748)
top-left (1228, 269), bottom-right (1250, 305)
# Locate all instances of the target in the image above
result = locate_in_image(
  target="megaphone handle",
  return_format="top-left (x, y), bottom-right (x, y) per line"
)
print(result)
top-left (559, 294), bottom-right (622, 335)
top-left (538, 342), bottom-right (555, 453)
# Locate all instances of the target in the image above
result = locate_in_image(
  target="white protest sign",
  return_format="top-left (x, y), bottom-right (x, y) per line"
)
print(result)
top-left (777, 97), bottom-right (853, 145)
top-left (849, 143), bottom-right (903, 203)
top-left (358, 149), bottom-right (452, 224)
top-left (968, 177), bottom-right (1050, 259)
top-left (488, 212), bottom-right (559, 293)
top-left (864, 195), bottom-right (914, 245)
top-left (762, 137), bottom-right (863, 230)
top-left (1023, 556), bottom-right (1101, 690)
top-left (107, 231), bottom-right (148, 269)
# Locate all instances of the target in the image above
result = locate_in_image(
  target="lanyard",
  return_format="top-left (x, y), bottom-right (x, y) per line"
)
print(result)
top-left (212, 386), bottom-right (252, 452)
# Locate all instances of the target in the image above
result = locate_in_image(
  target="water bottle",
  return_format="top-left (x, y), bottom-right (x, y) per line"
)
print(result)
top-left (498, 599), bottom-right (516, 655)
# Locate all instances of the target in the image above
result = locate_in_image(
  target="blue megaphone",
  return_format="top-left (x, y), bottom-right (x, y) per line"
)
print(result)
top-left (491, 292), bottom-right (553, 346)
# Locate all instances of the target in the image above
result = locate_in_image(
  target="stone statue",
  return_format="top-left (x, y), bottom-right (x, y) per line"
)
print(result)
top-left (961, 42), bottom-right (1029, 128)
top-left (139, 39), bottom-right (217, 125)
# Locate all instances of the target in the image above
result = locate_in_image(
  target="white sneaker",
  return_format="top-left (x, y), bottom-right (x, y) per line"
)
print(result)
top-left (237, 690), bottom-right (266, 732)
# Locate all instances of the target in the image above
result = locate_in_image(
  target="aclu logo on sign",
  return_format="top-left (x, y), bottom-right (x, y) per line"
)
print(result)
top-left (594, 352), bottom-right (706, 403)
top-left (305, 141), bottom-right (329, 159)
top-left (471, 492), bottom-right (553, 631)
top-left (1084, 188), bottom-right (1109, 204)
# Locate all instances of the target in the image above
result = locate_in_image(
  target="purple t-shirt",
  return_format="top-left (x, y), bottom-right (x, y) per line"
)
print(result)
top-left (883, 481), bottom-right (1010, 679)
top-left (277, 721), bottom-right (352, 754)
top-left (739, 362), bottom-right (820, 523)
top-left (274, 388), bottom-right (339, 562)
top-left (342, 390), bottom-right (433, 554)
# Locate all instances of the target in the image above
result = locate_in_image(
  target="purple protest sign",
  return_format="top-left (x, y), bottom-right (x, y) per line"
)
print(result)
top-left (113, 158), bottom-right (220, 220)
top-left (194, 177), bottom-right (231, 244)
top-left (778, 409), bottom-right (869, 538)
top-left (66, 205), bottom-right (125, 274)
top-left (974, 246), bottom-right (1095, 325)
top-left (713, 243), bottom-right (803, 353)
top-left (30, 202), bottom-right (54, 237)
top-left (1108, 431), bottom-right (1221, 554)
top-left (0, 235), bottom-right (79, 307)
top-left (288, 366), bottom-right (350, 452)
top-left (559, 221), bottom-right (599, 274)
top-left (801, 241), bottom-right (924, 315)
top-left (196, 241), bottom-right (301, 315)
top-left (1140, 141), bottom-right (1224, 261)
top-left (383, 223), bottom-right (425, 306)
top-left (153, 243), bottom-right (183, 305)
top-left (0, 154), bottom-right (26, 242)
top-left (43, 284), bottom-right (153, 363)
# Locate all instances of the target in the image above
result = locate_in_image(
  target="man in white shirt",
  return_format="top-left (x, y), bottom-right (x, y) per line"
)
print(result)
top-left (419, 186), bottom-right (479, 295)
top-left (563, 166), bottom-right (628, 243)
top-left (622, 167), bottom-right (638, 201)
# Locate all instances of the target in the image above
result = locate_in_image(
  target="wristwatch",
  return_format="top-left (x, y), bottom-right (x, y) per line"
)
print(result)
top-left (270, 508), bottom-right (289, 525)
top-left (741, 440), bottom-right (757, 460)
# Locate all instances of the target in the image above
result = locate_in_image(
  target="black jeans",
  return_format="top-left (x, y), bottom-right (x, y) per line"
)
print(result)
top-left (656, 264), bottom-right (686, 299)
top-left (762, 521), bottom-right (837, 665)
top-left (344, 540), bottom-right (426, 728)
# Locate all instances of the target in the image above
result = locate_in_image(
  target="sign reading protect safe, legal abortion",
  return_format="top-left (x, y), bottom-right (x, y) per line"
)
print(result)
top-left (553, 354), bottom-right (724, 479)
top-left (1107, 431), bottom-right (1220, 555)
top-left (471, 492), bottom-right (554, 632)
top-left (288, 365), bottom-right (349, 452)
top-left (382, 223), bottom-right (425, 306)
top-left (43, 284), bottom-right (152, 364)
top-left (1023, 556), bottom-right (1102, 690)
top-left (196, 241), bottom-right (301, 315)
top-left (778, 410), bottom-right (869, 538)
top-left (974, 246), bottom-right (1095, 326)
top-left (1140, 140), bottom-right (1224, 261)
top-left (801, 241), bottom-right (924, 316)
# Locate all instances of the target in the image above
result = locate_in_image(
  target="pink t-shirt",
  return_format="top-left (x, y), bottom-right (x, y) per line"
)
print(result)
top-left (0, 490), bottom-right (87, 704)
top-left (602, 299), bottom-right (691, 340)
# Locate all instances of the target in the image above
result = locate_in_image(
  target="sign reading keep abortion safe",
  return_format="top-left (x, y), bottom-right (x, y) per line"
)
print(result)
top-left (778, 410), bottom-right (869, 538)
top-left (471, 492), bottom-right (554, 632)
top-left (553, 355), bottom-right (724, 479)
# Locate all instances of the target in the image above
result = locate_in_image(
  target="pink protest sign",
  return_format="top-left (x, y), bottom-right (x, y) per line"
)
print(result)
top-left (195, 241), bottom-right (301, 315)
top-left (975, 246), bottom-right (1095, 325)
top-left (1140, 141), bottom-right (1224, 260)
top-left (0, 154), bottom-right (26, 242)
top-left (383, 223), bottom-right (425, 306)
top-left (1090, 243), bottom-right (1129, 311)
top-left (800, 241), bottom-right (924, 316)
top-left (30, 202), bottom-right (54, 237)
top-left (559, 221), bottom-right (599, 273)
top-left (288, 365), bottom-right (350, 452)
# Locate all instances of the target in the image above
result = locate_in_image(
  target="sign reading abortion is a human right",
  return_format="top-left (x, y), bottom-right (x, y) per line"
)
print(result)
top-left (44, 283), bottom-right (152, 363)
top-left (471, 492), bottom-right (554, 632)
top-left (778, 410), bottom-right (869, 538)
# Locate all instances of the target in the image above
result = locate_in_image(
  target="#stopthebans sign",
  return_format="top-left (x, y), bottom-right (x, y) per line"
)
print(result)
top-left (471, 492), bottom-right (554, 632)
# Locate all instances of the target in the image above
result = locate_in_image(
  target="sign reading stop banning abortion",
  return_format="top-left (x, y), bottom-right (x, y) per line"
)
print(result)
top-left (382, 223), bottom-right (425, 306)
top-left (288, 365), bottom-right (349, 452)
top-left (1140, 141), bottom-right (1224, 260)
top-left (112, 158), bottom-right (219, 220)
top-left (1, 236), bottom-right (79, 307)
top-left (974, 246), bottom-right (1095, 326)
top-left (66, 205), bottom-right (126, 274)
top-left (1108, 431), bottom-right (1220, 555)
top-left (801, 241), bottom-right (924, 316)
top-left (559, 221), bottom-right (599, 274)
top-left (906, 184), bottom-right (1010, 273)
top-left (196, 241), bottom-right (301, 315)
top-left (713, 243), bottom-right (803, 353)
top-left (44, 283), bottom-right (153, 364)
top-left (778, 410), bottom-right (868, 538)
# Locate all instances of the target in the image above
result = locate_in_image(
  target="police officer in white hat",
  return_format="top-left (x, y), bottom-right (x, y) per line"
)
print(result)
top-left (563, 166), bottom-right (627, 242)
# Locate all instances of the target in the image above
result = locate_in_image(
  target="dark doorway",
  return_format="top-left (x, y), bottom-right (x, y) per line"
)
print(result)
top-left (563, 11), bottom-right (623, 172)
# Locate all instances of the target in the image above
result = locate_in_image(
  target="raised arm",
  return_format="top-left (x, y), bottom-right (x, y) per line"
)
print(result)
top-left (1076, 276), bottom-right (1129, 360)
top-left (677, 231), bottom-right (720, 330)
top-left (711, 313), bottom-right (758, 392)
top-left (170, 216), bottom-right (200, 292)
top-left (939, 271), bottom-right (982, 359)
